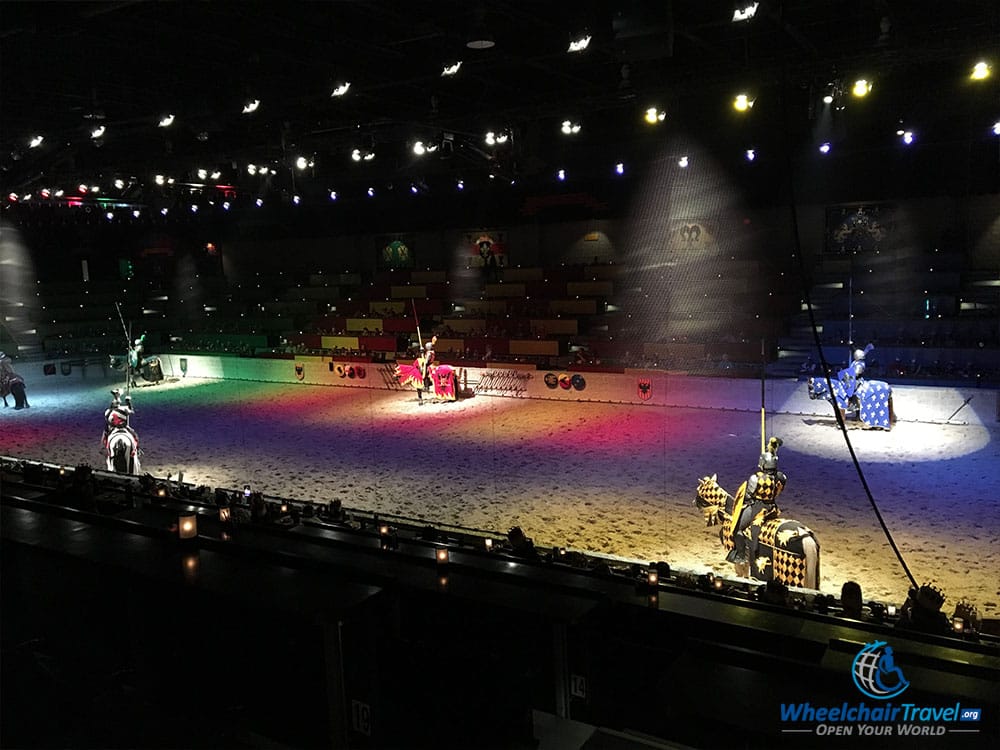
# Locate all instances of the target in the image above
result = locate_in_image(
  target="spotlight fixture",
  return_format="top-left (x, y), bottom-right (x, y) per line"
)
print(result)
top-left (819, 142), bottom-right (831, 154)
top-left (560, 120), bottom-right (582, 135)
top-left (993, 121), bottom-right (1000, 136)
top-left (328, 190), bottom-right (338, 201)
top-left (90, 125), bottom-right (106, 139)
top-left (441, 61), bottom-right (462, 76)
top-left (896, 128), bottom-right (915, 145)
top-left (29, 135), bottom-right (44, 148)
top-left (567, 34), bottom-right (591, 53)
top-left (242, 98), bottom-right (261, 114)
top-left (733, 93), bottom-right (754, 112)
top-left (745, 149), bottom-right (756, 161)
top-left (295, 156), bottom-right (310, 170)
top-left (330, 81), bottom-right (351, 97)
top-left (732, 2), bottom-right (759, 22)
top-left (614, 162), bottom-right (625, 175)
top-left (557, 168), bottom-right (566, 181)
top-left (851, 79), bottom-right (872, 97)
top-left (678, 155), bottom-right (689, 168)
top-left (643, 107), bottom-right (666, 124)
top-left (484, 130), bottom-right (509, 146)
top-left (970, 61), bottom-right (991, 81)
top-left (158, 114), bottom-right (175, 127)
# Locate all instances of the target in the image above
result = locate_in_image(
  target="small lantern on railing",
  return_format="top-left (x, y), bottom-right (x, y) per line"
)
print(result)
top-left (178, 512), bottom-right (198, 540)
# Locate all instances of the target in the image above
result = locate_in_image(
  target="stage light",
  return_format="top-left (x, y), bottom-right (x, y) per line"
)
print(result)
top-left (367, 187), bottom-right (375, 197)
top-left (155, 174), bottom-right (166, 184)
top-left (560, 120), bottom-right (581, 134)
top-left (90, 125), bottom-right (105, 139)
top-left (295, 156), bottom-right (309, 170)
top-left (222, 201), bottom-right (231, 210)
top-left (29, 135), bottom-right (44, 148)
top-left (851, 79), bottom-right (872, 97)
top-left (441, 61), bottom-right (461, 76)
top-left (210, 170), bottom-right (221, 180)
top-left (992, 121), bottom-right (1000, 136)
top-left (678, 155), bottom-right (689, 167)
top-left (328, 190), bottom-right (338, 201)
top-left (557, 169), bottom-right (566, 181)
top-left (567, 34), bottom-right (591, 53)
top-left (456, 179), bottom-right (464, 190)
top-left (970, 61), bottom-right (991, 81)
top-left (732, 2), bottom-right (758, 22)
top-left (105, 211), bottom-right (114, 220)
top-left (160, 207), bottom-right (169, 215)
top-left (745, 149), bottom-right (756, 161)
top-left (292, 195), bottom-right (301, 205)
top-left (897, 129), bottom-right (914, 145)
top-left (615, 162), bottom-right (625, 175)
top-left (819, 142), bottom-right (831, 154)
top-left (255, 198), bottom-right (263, 207)
top-left (242, 98), bottom-right (260, 114)
top-left (113, 178), bottom-right (125, 189)
top-left (644, 107), bottom-right (666, 124)
top-left (178, 512), bottom-right (198, 540)
top-left (158, 114), bottom-right (175, 127)
top-left (331, 81), bottom-right (350, 97)
top-left (733, 93), bottom-right (754, 111)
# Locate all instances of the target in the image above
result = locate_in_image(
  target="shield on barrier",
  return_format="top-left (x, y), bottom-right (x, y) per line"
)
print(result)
top-left (179, 357), bottom-right (188, 375)
top-left (61, 361), bottom-right (72, 376)
top-left (558, 373), bottom-right (572, 390)
top-left (638, 378), bottom-right (652, 401)
top-left (356, 365), bottom-right (366, 379)
top-left (44, 363), bottom-right (56, 375)
top-left (544, 372), bottom-right (558, 389)
top-left (571, 374), bottom-right (586, 391)
top-left (295, 363), bottom-right (305, 381)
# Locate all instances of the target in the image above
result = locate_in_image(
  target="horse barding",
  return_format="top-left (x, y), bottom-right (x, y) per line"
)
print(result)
top-left (106, 428), bottom-right (141, 474)
top-left (807, 375), bottom-right (894, 430)
top-left (694, 475), bottom-right (820, 590)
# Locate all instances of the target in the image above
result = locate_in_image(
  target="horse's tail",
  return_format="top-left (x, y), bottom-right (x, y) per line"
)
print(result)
top-left (801, 535), bottom-right (820, 590)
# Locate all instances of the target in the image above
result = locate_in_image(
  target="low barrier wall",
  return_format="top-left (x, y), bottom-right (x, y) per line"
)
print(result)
top-left (12, 353), bottom-right (998, 425)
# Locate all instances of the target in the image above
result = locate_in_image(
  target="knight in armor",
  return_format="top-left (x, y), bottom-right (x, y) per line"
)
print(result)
top-left (127, 334), bottom-right (148, 387)
top-left (417, 335), bottom-right (437, 404)
top-left (838, 343), bottom-right (874, 400)
top-left (102, 388), bottom-right (138, 451)
top-left (726, 436), bottom-right (787, 571)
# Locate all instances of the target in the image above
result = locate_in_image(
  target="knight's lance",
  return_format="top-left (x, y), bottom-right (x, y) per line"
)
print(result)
top-left (411, 298), bottom-right (426, 379)
top-left (760, 338), bottom-right (766, 454)
top-left (114, 302), bottom-right (132, 396)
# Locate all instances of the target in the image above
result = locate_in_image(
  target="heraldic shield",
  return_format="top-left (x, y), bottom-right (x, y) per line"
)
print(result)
top-left (295, 363), bottom-right (305, 381)
top-left (637, 378), bottom-right (652, 401)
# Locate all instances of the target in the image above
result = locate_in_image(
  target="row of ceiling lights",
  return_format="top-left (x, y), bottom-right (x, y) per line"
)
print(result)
top-left (15, 115), bottom-right (1000, 211)
top-left (20, 58), bottom-right (991, 159)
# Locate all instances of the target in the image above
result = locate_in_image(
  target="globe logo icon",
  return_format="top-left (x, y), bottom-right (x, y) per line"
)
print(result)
top-left (852, 641), bottom-right (910, 700)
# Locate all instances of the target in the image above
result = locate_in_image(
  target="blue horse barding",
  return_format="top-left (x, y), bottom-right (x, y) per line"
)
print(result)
top-left (808, 375), bottom-right (894, 430)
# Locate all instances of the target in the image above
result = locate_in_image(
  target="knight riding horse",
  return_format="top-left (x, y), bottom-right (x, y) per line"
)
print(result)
top-left (694, 438), bottom-right (820, 589)
top-left (103, 389), bottom-right (141, 474)
top-left (808, 344), bottom-right (893, 430)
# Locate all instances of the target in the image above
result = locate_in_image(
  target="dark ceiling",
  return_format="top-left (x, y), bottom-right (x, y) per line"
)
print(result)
top-left (2, 1), bottom-right (998, 208)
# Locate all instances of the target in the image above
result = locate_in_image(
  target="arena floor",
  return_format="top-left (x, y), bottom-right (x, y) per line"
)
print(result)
top-left (3, 371), bottom-right (998, 620)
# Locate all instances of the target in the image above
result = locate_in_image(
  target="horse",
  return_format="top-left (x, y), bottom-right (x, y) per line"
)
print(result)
top-left (694, 474), bottom-right (820, 590)
top-left (106, 428), bottom-right (141, 474)
top-left (808, 375), bottom-right (894, 430)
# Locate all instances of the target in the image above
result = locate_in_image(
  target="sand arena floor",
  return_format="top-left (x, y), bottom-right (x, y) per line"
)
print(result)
top-left (3, 373), bottom-right (999, 619)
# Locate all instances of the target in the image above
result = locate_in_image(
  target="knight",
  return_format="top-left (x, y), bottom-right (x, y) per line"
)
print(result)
top-left (726, 436), bottom-right (787, 573)
top-left (838, 343), bottom-right (874, 400)
top-left (102, 388), bottom-right (138, 452)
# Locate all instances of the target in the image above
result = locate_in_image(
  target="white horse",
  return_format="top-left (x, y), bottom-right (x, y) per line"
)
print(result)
top-left (106, 429), bottom-right (141, 474)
